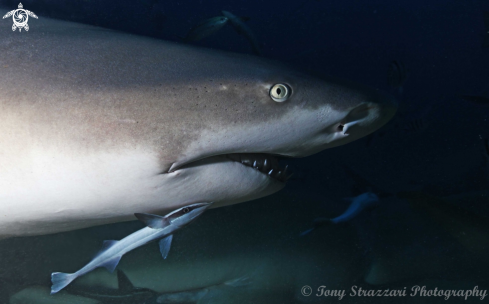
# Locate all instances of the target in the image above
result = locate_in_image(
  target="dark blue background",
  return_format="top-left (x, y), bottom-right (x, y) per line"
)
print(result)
top-left (1, 0), bottom-right (489, 300)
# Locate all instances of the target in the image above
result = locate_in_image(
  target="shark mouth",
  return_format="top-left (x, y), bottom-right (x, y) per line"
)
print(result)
top-left (226, 153), bottom-right (292, 183)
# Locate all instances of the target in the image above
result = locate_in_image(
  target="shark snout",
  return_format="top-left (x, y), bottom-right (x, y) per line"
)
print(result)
top-left (319, 91), bottom-right (397, 148)
top-left (343, 93), bottom-right (397, 136)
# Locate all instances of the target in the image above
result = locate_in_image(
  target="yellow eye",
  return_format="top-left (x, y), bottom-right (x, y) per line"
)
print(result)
top-left (269, 84), bottom-right (291, 102)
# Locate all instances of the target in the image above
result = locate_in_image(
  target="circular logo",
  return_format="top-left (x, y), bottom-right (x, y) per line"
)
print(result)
top-left (301, 285), bottom-right (312, 296)
top-left (13, 10), bottom-right (28, 27)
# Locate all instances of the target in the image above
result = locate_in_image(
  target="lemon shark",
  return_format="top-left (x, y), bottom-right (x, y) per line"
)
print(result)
top-left (0, 16), bottom-right (396, 238)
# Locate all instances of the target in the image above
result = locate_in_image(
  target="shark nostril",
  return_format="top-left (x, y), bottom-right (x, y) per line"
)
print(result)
top-left (337, 124), bottom-right (344, 132)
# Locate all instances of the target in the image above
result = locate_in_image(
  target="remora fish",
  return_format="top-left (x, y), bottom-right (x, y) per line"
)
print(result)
top-left (301, 192), bottom-right (379, 236)
top-left (183, 16), bottom-right (228, 42)
top-left (51, 203), bottom-right (212, 294)
top-left (67, 269), bottom-right (157, 303)
top-left (221, 10), bottom-right (262, 55)
top-left (0, 16), bottom-right (397, 237)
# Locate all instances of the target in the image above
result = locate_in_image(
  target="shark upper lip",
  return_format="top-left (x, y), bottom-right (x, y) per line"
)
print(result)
top-left (226, 153), bottom-right (291, 183)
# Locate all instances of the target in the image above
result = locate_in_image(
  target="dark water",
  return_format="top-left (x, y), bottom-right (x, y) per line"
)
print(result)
top-left (0, 0), bottom-right (489, 303)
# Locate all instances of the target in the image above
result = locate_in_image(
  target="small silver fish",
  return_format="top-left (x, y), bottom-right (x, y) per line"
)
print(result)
top-left (387, 60), bottom-right (408, 93)
top-left (183, 16), bottom-right (228, 42)
top-left (51, 202), bottom-right (212, 294)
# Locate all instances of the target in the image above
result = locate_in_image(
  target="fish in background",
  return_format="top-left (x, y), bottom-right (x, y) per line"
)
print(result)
top-left (387, 60), bottom-right (408, 94)
top-left (483, 11), bottom-right (489, 48)
top-left (182, 16), bottom-right (229, 42)
top-left (222, 10), bottom-right (262, 56)
top-left (6, 190), bottom-right (364, 304)
top-left (51, 203), bottom-right (212, 294)
top-left (300, 191), bottom-right (380, 236)
top-left (66, 269), bottom-right (157, 303)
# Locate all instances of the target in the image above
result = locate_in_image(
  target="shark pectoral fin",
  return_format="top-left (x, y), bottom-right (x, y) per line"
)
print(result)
top-left (101, 256), bottom-right (122, 273)
top-left (117, 269), bottom-right (134, 292)
top-left (134, 213), bottom-right (170, 229)
top-left (159, 234), bottom-right (173, 259)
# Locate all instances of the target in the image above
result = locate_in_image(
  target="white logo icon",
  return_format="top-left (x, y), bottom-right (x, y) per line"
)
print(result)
top-left (3, 3), bottom-right (38, 32)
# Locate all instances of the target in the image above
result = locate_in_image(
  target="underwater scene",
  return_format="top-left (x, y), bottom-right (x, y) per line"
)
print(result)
top-left (0, 0), bottom-right (488, 303)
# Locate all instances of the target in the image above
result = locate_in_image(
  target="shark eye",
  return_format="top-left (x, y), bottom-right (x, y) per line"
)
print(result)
top-left (270, 84), bottom-right (291, 102)
top-left (182, 207), bottom-right (190, 213)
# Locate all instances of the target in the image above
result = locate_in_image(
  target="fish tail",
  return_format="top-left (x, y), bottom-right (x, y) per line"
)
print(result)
top-left (50, 272), bottom-right (77, 294)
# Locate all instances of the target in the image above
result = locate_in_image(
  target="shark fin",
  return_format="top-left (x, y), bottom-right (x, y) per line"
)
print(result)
top-left (134, 213), bottom-right (170, 229)
top-left (159, 234), bottom-right (173, 259)
top-left (101, 256), bottom-right (122, 273)
top-left (117, 269), bottom-right (134, 292)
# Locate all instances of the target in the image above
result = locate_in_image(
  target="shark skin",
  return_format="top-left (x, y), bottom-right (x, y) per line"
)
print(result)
top-left (0, 16), bottom-right (397, 237)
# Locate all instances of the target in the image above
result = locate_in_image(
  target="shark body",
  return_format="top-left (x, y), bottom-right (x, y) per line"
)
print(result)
top-left (0, 16), bottom-right (396, 237)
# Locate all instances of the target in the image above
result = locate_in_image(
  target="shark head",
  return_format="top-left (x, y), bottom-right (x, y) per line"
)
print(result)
top-left (163, 55), bottom-right (397, 208)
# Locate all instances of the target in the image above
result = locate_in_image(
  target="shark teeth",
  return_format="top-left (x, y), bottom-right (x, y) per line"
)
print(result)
top-left (226, 153), bottom-right (291, 182)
